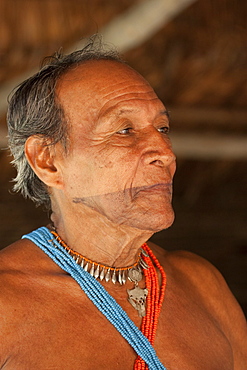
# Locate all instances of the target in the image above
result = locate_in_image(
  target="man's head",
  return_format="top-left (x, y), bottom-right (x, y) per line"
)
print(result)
top-left (7, 36), bottom-right (122, 209)
top-left (8, 36), bottom-right (176, 232)
top-left (47, 59), bottom-right (176, 231)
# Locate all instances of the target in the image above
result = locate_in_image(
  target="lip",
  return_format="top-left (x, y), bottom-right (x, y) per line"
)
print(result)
top-left (131, 182), bottom-right (173, 198)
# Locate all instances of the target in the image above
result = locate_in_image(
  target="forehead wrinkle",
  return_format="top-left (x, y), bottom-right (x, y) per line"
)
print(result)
top-left (101, 86), bottom-right (156, 104)
top-left (98, 96), bottom-right (160, 120)
top-left (99, 82), bottom-right (153, 94)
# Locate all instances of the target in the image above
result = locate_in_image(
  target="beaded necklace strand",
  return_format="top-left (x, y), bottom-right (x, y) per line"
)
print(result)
top-left (51, 230), bottom-right (146, 285)
top-left (134, 244), bottom-right (167, 370)
top-left (23, 227), bottom-right (167, 370)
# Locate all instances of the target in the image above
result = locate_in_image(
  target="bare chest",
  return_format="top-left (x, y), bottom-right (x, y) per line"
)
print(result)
top-left (2, 280), bottom-right (233, 370)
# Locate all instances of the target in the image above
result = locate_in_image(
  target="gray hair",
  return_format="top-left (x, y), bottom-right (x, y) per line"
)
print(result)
top-left (7, 35), bottom-right (122, 209)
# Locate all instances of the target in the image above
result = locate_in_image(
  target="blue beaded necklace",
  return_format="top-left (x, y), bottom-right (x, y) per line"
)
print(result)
top-left (23, 227), bottom-right (167, 370)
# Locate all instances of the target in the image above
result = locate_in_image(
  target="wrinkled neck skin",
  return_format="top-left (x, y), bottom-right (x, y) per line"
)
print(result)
top-left (50, 198), bottom-right (154, 268)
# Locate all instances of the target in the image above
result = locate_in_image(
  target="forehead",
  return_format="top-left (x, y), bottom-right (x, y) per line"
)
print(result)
top-left (56, 60), bottom-right (163, 125)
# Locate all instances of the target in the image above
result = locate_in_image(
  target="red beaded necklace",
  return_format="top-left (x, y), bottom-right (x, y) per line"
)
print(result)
top-left (134, 243), bottom-right (167, 370)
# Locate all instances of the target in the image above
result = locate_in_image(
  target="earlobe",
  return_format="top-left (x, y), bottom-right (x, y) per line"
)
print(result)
top-left (25, 136), bottom-right (63, 188)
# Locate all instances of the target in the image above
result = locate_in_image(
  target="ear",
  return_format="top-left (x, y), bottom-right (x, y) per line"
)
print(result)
top-left (25, 136), bottom-right (63, 189)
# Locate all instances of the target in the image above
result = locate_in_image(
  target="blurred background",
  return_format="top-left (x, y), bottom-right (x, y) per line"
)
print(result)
top-left (0, 0), bottom-right (246, 315)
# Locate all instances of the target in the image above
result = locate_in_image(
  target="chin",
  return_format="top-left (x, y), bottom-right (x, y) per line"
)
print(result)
top-left (128, 208), bottom-right (175, 233)
top-left (146, 214), bottom-right (175, 233)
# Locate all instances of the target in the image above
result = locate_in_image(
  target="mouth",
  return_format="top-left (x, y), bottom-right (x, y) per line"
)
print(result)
top-left (131, 182), bottom-right (173, 198)
top-left (72, 183), bottom-right (173, 205)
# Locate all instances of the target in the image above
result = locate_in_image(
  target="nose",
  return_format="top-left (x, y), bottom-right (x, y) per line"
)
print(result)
top-left (140, 127), bottom-right (176, 170)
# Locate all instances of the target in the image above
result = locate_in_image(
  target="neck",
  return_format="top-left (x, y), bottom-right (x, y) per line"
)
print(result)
top-left (50, 202), bottom-right (153, 268)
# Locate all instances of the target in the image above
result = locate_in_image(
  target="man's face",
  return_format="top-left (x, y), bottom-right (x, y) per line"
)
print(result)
top-left (55, 60), bottom-right (176, 232)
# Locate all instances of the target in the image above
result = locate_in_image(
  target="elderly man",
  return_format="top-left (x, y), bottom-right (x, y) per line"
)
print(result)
top-left (1, 37), bottom-right (246, 369)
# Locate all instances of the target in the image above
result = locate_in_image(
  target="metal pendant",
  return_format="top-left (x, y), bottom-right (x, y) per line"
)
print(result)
top-left (127, 265), bottom-right (148, 316)
top-left (127, 286), bottom-right (148, 317)
top-left (128, 266), bottom-right (143, 284)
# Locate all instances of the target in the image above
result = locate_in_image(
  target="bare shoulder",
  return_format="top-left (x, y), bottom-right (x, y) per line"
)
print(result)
top-left (148, 240), bottom-right (239, 302)
top-left (0, 237), bottom-right (62, 298)
top-left (148, 241), bottom-right (247, 369)
top-left (0, 238), bottom-right (43, 279)
top-left (0, 239), bottom-right (29, 290)
top-left (0, 238), bottom-right (67, 367)
top-left (0, 238), bottom-right (45, 312)
top-left (148, 240), bottom-right (247, 324)
top-left (0, 240), bottom-right (34, 365)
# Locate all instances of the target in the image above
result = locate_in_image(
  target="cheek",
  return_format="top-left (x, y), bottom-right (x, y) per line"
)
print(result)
top-left (64, 143), bottom-right (141, 197)
top-left (98, 159), bottom-right (114, 169)
top-left (93, 145), bottom-right (137, 176)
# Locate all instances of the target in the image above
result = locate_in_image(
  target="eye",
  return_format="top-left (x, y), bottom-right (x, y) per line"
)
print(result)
top-left (157, 126), bottom-right (169, 135)
top-left (116, 127), bottom-right (132, 135)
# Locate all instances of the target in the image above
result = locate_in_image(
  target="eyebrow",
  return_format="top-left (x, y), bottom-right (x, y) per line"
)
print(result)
top-left (160, 110), bottom-right (170, 119)
top-left (101, 107), bottom-right (139, 118)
